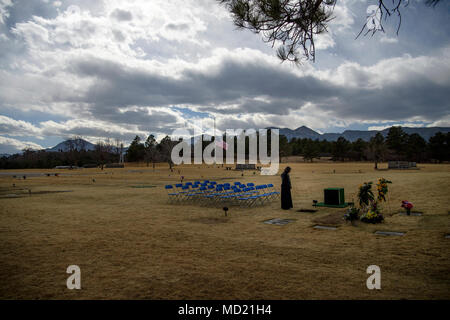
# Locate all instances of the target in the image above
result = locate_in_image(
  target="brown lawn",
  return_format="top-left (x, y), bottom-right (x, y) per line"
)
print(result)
top-left (0, 162), bottom-right (449, 299)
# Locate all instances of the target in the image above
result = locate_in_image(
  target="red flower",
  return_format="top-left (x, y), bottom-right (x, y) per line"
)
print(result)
top-left (401, 200), bottom-right (413, 209)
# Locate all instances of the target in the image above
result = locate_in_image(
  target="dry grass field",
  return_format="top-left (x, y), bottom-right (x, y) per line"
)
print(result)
top-left (0, 162), bottom-right (449, 299)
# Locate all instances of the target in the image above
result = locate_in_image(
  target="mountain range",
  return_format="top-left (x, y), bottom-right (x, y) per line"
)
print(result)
top-left (47, 138), bottom-right (96, 152)
top-left (268, 126), bottom-right (450, 142)
top-left (44, 126), bottom-right (450, 152)
top-left (5, 126), bottom-right (448, 156)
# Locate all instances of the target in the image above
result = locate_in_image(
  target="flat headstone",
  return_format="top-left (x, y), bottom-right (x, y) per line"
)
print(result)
top-left (131, 185), bottom-right (156, 188)
top-left (399, 212), bottom-right (423, 216)
top-left (263, 218), bottom-right (294, 226)
top-left (2, 194), bottom-right (20, 198)
top-left (374, 231), bottom-right (405, 236)
top-left (313, 225), bottom-right (337, 230)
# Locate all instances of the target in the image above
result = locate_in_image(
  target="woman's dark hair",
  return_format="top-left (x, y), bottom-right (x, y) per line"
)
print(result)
top-left (283, 166), bottom-right (291, 175)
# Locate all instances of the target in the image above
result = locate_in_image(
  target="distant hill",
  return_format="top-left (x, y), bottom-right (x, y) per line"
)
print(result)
top-left (41, 126), bottom-right (450, 152)
top-left (47, 138), bottom-right (96, 152)
top-left (270, 126), bottom-right (450, 142)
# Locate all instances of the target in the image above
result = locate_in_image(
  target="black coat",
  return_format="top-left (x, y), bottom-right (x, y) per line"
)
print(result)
top-left (281, 172), bottom-right (293, 210)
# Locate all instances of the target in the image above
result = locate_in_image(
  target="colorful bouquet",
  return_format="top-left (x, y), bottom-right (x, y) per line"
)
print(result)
top-left (344, 207), bottom-right (360, 223)
top-left (360, 201), bottom-right (384, 224)
top-left (376, 178), bottom-right (392, 202)
top-left (401, 200), bottom-right (413, 215)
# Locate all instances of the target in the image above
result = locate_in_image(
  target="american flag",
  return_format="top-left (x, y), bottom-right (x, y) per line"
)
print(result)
top-left (215, 140), bottom-right (229, 150)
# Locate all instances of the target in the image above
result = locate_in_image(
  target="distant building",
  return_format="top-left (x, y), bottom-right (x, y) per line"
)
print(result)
top-left (388, 161), bottom-right (417, 169)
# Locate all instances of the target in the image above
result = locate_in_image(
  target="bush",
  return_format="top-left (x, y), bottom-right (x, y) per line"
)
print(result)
top-left (357, 182), bottom-right (374, 208)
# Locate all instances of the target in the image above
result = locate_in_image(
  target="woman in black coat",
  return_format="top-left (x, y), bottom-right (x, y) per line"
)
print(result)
top-left (281, 166), bottom-right (293, 210)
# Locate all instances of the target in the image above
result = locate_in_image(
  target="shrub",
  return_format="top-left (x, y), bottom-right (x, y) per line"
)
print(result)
top-left (357, 182), bottom-right (374, 208)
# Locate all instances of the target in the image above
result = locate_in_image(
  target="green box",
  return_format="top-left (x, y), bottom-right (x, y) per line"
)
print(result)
top-left (324, 188), bottom-right (345, 205)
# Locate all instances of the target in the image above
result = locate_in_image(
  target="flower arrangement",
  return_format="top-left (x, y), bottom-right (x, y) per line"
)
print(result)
top-left (344, 206), bottom-right (360, 224)
top-left (401, 200), bottom-right (413, 215)
top-left (357, 182), bottom-right (374, 208)
top-left (356, 181), bottom-right (386, 224)
top-left (360, 201), bottom-right (384, 224)
top-left (376, 178), bottom-right (392, 202)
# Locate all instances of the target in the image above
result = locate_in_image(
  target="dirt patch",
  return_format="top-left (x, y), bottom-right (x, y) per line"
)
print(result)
top-left (313, 211), bottom-right (344, 226)
top-left (0, 194), bottom-right (23, 199)
top-left (188, 217), bottom-right (229, 225)
top-left (0, 189), bottom-right (73, 198)
top-left (31, 190), bottom-right (73, 194)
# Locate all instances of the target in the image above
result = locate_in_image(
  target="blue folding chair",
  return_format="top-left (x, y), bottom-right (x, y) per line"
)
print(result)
top-left (165, 185), bottom-right (179, 203)
top-left (267, 183), bottom-right (280, 200)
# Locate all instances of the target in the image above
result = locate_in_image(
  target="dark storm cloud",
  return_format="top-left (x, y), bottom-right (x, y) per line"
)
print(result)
top-left (39, 124), bottom-right (138, 142)
top-left (326, 80), bottom-right (450, 121)
top-left (98, 108), bottom-right (180, 133)
top-left (69, 55), bottom-right (338, 114)
top-left (67, 52), bottom-right (450, 123)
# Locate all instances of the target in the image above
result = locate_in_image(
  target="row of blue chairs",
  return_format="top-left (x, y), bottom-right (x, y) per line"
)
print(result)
top-left (165, 180), bottom-right (280, 207)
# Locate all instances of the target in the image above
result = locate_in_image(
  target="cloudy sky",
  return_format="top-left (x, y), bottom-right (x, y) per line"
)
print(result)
top-left (0, 0), bottom-right (449, 153)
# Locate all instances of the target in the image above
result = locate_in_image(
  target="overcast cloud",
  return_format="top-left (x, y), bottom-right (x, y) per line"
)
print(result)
top-left (0, 0), bottom-right (449, 153)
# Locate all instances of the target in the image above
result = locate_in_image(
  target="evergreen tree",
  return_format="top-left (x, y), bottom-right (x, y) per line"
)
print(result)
top-left (429, 132), bottom-right (449, 163)
top-left (386, 126), bottom-right (407, 158)
top-left (126, 135), bottom-right (145, 162)
top-left (332, 137), bottom-right (350, 161)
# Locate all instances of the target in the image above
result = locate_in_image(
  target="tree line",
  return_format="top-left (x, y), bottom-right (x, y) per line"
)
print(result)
top-left (281, 127), bottom-right (449, 168)
top-left (0, 126), bottom-right (448, 169)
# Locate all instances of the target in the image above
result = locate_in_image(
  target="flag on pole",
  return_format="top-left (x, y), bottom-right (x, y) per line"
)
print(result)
top-left (215, 140), bottom-right (229, 150)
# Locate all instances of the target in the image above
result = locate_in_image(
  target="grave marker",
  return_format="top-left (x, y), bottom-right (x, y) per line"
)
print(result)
top-left (313, 225), bottom-right (337, 230)
top-left (263, 218), bottom-right (294, 226)
top-left (399, 212), bottom-right (422, 216)
top-left (374, 231), bottom-right (405, 236)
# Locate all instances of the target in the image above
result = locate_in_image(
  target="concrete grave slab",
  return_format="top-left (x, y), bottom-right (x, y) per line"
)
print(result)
top-left (313, 225), bottom-right (337, 230)
top-left (375, 231), bottom-right (405, 236)
top-left (263, 218), bottom-right (295, 226)
top-left (399, 212), bottom-right (423, 216)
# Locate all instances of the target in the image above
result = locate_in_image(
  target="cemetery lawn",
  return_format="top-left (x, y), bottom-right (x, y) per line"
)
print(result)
top-left (0, 162), bottom-right (449, 299)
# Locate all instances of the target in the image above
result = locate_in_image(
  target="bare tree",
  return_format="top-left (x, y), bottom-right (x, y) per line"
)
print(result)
top-left (114, 138), bottom-right (124, 163)
top-left (366, 132), bottom-right (387, 170)
top-left (95, 139), bottom-right (113, 170)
